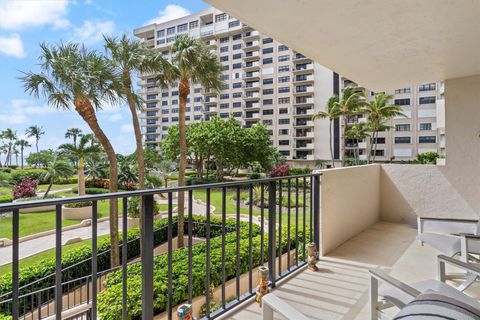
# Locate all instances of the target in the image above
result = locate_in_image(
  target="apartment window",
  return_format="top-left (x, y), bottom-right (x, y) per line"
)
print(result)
top-left (263, 47), bottom-right (274, 54)
top-left (262, 99), bottom-right (273, 106)
top-left (157, 29), bottom-right (165, 38)
top-left (194, 115), bottom-right (202, 120)
top-left (418, 83), bottom-right (436, 92)
top-left (279, 150), bottom-right (290, 156)
top-left (185, 116), bottom-right (191, 121)
top-left (419, 96), bottom-right (436, 104)
top-left (172, 117), bottom-right (179, 122)
top-left (278, 76), bottom-right (290, 83)
top-left (157, 39), bottom-right (165, 45)
top-left (394, 137), bottom-right (411, 144)
top-left (395, 87), bottom-right (411, 94)
top-left (189, 20), bottom-right (198, 29)
top-left (167, 27), bottom-right (175, 35)
top-left (278, 118), bottom-right (290, 125)
top-left (162, 118), bottom-right (169, 123)
top-left (177, 23), bottom-right (188, 33)
top-left (263, 109), bottom-right (274, 115)
top-left (233, 82), bottom-right (242, 89)
top-left (279, 108), bottom-right (288, 114)
top-left (161, 92), bottom-right (169, 97)
top-left (161, 109), bottom-right (169, 114)
top-left (278, 140), bottom-right (290, 146)
top-left (220, 46), bottom-right (228, 53)
top-left (279, 129), bottom-right (289, 135)
top-left (372, 137), bottom-right (385, 144)
top-left (232, 62), bottom-right (242, 69)
top-left (394, 98), bottom-right (410, 106)
top-left (222, 65), bottom-right (229, 71)
top-left (233, 102), bottom-right (242, 108)
top-left (194, 106), bottom-right (202, 111)
top-left (278, 45), bottom-right (289, 51)
top-left (278, 97), bottom-right (290, 104)
top-left (395, 124), bottom-right (411, 131)
top-left (263, 119), bottom-right (273, 125)
top-left (419, 136), bottom-right (436, 143)
top-left (220, 93), bottom-right (229, 99)
top-left (146, 102), bottom-right (157, 108)
top-left (263, 88), bottom-right (274, 95)
top-left (219, 36), bottom-right (229, 43)
top-left (171, 91), bottom-right (178, 96)
top-left (162, 101), bottom-right (168, 106)
top-left (232, 44), bottom-right (242, 50)
top-left (233, 112), bottom-right (242, 117)
top-left (263, 78), bottom-right (273, 85)
top-left (263, 37), bottom-right (273, 44)
top-left (233, 72), bottom-right (241, 79)
top-left (278, 55), bottom-right (290, 62)
top-left (278, 87), bottom-right (290, 93)
top-left (220, 113), bottom-right (229, 118)
top-left (171, 99), bottom-right (178, 105)
top-left (220, 103), bottom-right (229, 109)
top-left (419, 123), bottom-right (432, 131)
top-left (263, 57), bottom-right (273, 64)
top-left (371, 149), bottom-right (385, 157)
top-left (220, 55), bottom-right (229, 62)
top-left (194, 97), bottom-right (202, 102)
top-left (215, 13), bottom-right (227, 22)
top-left (229, 20), bottom-right (240, 28)
top-left (220, 74), bottom-right (229, 81)
top-left (232, 92), bottom-right (242, 98)
top-left (194, 88), bottom-right (201, 93)
top-left (146, 94), bottom-right (157, 100)
top-left (278, 66), bottom-right (290, 73)
top-left (147, 119), bottom-right (157, 125)
top-left (232, 34), bottom-right (242, 41)
top-left (167, 37), bottom-right (175, 43)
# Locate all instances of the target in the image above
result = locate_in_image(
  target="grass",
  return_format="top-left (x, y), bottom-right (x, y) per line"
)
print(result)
top-left (37, 183), bottom-right (77, 192)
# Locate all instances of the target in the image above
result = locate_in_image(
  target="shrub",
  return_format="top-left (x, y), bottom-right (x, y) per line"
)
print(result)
top-left (289, 167), bottom-right (312, 175)
top-left (72, 187), bottom-right (109, 195)
top-left (248, 172), bottom-right (262, 179)
top-left (64, 201), bottom-right (93, 208)
top-left (120, 181), bottom-right (137, 191)
top-left (270, 164), bottom-right (290, 177)
top-left (416, 151), bottom-right (440, 164)
top-left (126, 196), bottom-right (161, 218)
top-left (86, 178), bottom-right (110, 189)
top-left (9, 169), bottom-right (47, 184)
top-left (12, 177), bottom-right (39, 200)
top-left (56, 176), bottom-right (78, 184)
top-left (0, 171), bottom-right (11, 182)
top-left (186, 177), bottom-right (223, 186)
top-left (0, 167), bottom-right (12, 174)
top-left (0, 194), bottom-right (12, 204)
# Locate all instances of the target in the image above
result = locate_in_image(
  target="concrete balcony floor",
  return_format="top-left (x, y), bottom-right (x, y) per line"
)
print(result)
top-left (223, 221), bottom-right (480, 320)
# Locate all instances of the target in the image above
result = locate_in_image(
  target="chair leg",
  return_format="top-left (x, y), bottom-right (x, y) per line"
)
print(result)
top-left (370, 276), bottom-right (379, 320)
top-left (457, 273), bottom-right (478, 292)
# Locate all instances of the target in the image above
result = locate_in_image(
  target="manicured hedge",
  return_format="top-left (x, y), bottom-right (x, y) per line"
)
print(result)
top-left (290, 167), bottom-right (312, 175)
top-left (72, 187), bottom-right (109, 195)
top-left (97, 224), bottom-right (307, 319)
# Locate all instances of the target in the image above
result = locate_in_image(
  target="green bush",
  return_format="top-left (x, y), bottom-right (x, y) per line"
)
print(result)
top-left (289, 167), bottom-right (312, 175)
top-left (0, 194), bottom-right (12, 203)
top-left (248, 173), bottom-right (262, 179)
top-left (0, 168), bottom-right (12, 174)
top-left (72, 187), bottom-right (109, 195)
top-left (9, 169), bottom-right (47, 184)
top-left (416, 151), bottom-right (440, 164)
top-left (56, 176), bottom-right (78, 184)
top-left (186, 177), bottom-right (224, 186)
top-left (0, 171), bottom-right (11, 182)
top-left (97, 223), bottom-right (306, 319)
top-left (127, 196), bottom-right (162, 218)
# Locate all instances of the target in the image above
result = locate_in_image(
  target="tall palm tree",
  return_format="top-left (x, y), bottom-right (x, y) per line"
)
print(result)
top-left (162, 34), bottom-right (223, 247)
top-left (59, 134), bottom-right (101, 196)
top-left (336, 86), bottom-right (365, 167)
top-left (26, 125), bottom-right (45, 153)
top-left (16, 139), bottom-right (31, 169)
top-left (21, 42), bottom-right (123, 266)
top-left (313, 95), bottom-right (340, 167)
top-left (41, 156), bottom-right (75, 198)
top-left (65, 128), bottom-right (83, 148)
top-left (2, 129), bottom-right (17, 166)
top-left (345, 123), bottom-right (370, 165)
top-left (363, 93), bottom-right (406, 163)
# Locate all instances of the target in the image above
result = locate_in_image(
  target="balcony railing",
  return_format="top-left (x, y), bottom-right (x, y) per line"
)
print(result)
top-left (0, 174), bottom-right (321, 319)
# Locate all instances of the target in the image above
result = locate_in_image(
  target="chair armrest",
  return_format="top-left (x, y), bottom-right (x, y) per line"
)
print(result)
top-left (262, 293), bottom-right (309, 320)
top-left (418, 217), bottom-right (478, 223)
top-left (438, 255), bottom-right (480, 275)
top-left (369, 269), bottom-right (421, 298)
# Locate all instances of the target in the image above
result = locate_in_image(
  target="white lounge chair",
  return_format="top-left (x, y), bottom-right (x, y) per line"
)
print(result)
top-left (370, 255), bottom-right (480, 319)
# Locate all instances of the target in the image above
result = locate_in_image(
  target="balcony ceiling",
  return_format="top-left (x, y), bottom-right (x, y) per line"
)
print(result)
top-left (206, 0), bottom-right (480, 90)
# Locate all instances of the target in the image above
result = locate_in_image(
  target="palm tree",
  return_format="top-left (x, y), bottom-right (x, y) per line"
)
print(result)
top-left (59, 134), bottom-right (101, 196)
top-left (336, 86), bottom-right (365, 167)
top-left (65, 128), bottom-right (83, 148)
top-left (21, 42), bottom-right (123, 266)
top-left (16, 139), bottom-right (31, 169)
top-left (313, 95), bottom-right (340, 167)
top-left (152, 159), bottom-right (177, 188)
top-left (85, 156), bottom-right (108, 179)
top-left (13, 148), bottom-right (19, 166)
top-left (118, 160), bottom-right (139, 189)
top-left (2, 129), bottom-right (17, 166)
top-left (345, 123), bottom-right (370, 165)
top-left (41, 156), bottom-right (75, 198)
top-left (26, 125), bottom-right (45, 153)
top-left (363, 93), bottom-right (406, 163)
top-left (163, 34), bottom-right (223, 247)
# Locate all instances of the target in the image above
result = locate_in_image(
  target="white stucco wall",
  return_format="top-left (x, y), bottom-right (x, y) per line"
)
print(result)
top-left (320, 164), bottom-right (381, 255)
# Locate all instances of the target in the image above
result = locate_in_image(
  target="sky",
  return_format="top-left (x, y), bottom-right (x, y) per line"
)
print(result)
top-left (0, 0), bottom-right (209, 159)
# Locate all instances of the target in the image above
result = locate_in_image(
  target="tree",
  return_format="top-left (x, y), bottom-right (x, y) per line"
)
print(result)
top-left (336, 86), bottom-right (365, 166)
top-left (65, 128), bottom-right (83, 148)
top-left (313, 95), bottom-right (341, 167)
top-left (162, 34), bottom-right (223, 248)
top-left (59, 134), bottom-right (101, 196)
top-left (16, 139), bottom-right (31, 169)
top-left (118, 159), bottom-right (139, 189)
top-left (151, 160), bottom-right (177, 188)
top-left (85, 156), bottom-right (108, 180)
top-left (26, 149), bottom-right (55, 168)
top-left (21, 42), bottom-right (123, 266)
top-left (345, 123), bottom-right (370, 165)
top-left (363, 93), bottom-right (405, 163)
top-left (26, 125), bottom-right (45, 154)
top-left (41, 156), bottom-right (75, 198)
top-left (2, 129), bottom-right (17, 166)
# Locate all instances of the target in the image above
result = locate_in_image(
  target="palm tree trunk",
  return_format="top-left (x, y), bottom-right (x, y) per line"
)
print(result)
top-left (177, 80), bottom-right (189, 248)
top-left (329, 119), bottom-right (335, 168)
top-left (372, 130), bottom-right (379, 163)
top-left (21, 148), bottom-right (24, 169)
top-left (44, 181), bottom-right (53, 199)
top-left (78, 157), bottom-right (85, 196)
top-left (36, 139), bottom-right (39, 154)
top-left (74, 96), bottom-right (120, 267)
top-left (342, 116), bottom-right (348, 167)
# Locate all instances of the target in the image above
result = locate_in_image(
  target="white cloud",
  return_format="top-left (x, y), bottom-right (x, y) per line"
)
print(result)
top-left (0, 99), bottom-right (62, 124)
top-left (0, 34), bottom-right (25, 58)
top-left (146, 4), bottom-right (190, 25)
top-left (120, 124), bottom-right (134, 133)
top-left (72, 20), bottom-right (115, 44)
top-left (109, 113), bottom-right (123, 122)
top-left (0, 0), bottom-right (70, 31)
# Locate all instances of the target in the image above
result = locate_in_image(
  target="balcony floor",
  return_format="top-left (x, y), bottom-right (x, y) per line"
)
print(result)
top-left (223, 221), bottom-right (480, 320)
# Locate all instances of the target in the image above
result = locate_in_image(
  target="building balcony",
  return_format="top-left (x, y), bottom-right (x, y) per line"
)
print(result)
top-left (292, 53), bottom-right (312, 64)
top-left (243, 81), bottom-right (260, 91)
top-left (242, 92), bottom-right (261, 101)
top-left (293, 97), bottom-right (314, 106)
top-left (243, 61), bottom-right (260, 71)
top-left (243, 30), bottom-right (260, 40)
top-left (293, 108), bottom-right (314, 117)
top-left (243, 71), bottom-right (260, 81)
top-left (201, 89), bottom-right (217, 96)
top-left (203, 106), bottom-right (217, 113)
top-left (294, 131), bottom-right (315, 139)
top-left (294, 142), bottom-right (314, 149)
top-left (205, 39), bottom-right (216, 47)
top-left (203, 97), bottom-right (218, 105)
top-left (243, 51), bottom-right (260, 61)
top-left (244, 102), bottom-right (260, 110)
top-left (292, 63), bottom-right (314, 74)
top-left (293, 86), bottom-right (314, 96)
top-left (293, 74), bottom-right (314, 84)
top-left (243, 40), bottom-right (260, 51)
top-left (294, 120), bottom-right (314, 127)
top-left (244, 112), bottom-right (260, 119)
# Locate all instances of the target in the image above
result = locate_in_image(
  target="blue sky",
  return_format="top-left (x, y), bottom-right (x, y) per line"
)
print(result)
top-left (0, 0), bottom-right (208, 159)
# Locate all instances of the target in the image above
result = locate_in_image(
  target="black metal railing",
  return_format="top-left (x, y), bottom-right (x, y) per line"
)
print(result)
top-left (0, 173), bottom-right (321, 319)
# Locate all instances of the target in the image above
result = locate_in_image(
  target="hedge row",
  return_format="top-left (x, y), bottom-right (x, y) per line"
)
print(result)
top-left (97, 224), bottom-right (307, 319)
top-left (0, 215), bottom-right (238, 317)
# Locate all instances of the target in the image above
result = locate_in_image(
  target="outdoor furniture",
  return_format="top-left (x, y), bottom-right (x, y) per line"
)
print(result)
top-left (369, 255), bottom-right (480, 319)
top-left (262, 293), bottom-right (309, 320)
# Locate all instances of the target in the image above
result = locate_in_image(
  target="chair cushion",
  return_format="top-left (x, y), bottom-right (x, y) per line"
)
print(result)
top-left (394, 290), bottom-right (480, 319)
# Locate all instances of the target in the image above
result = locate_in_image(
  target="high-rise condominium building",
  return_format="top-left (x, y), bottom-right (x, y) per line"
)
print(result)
top-left (134, 7), bottom-right (443, 166)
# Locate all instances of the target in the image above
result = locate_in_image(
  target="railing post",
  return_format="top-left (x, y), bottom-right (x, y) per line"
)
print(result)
top-left (313, 175), bottom-right (320, 253)
top-left (141, 195), bottom-right (154, 319)
top-left (268, 180), bottom-right (277, 287)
